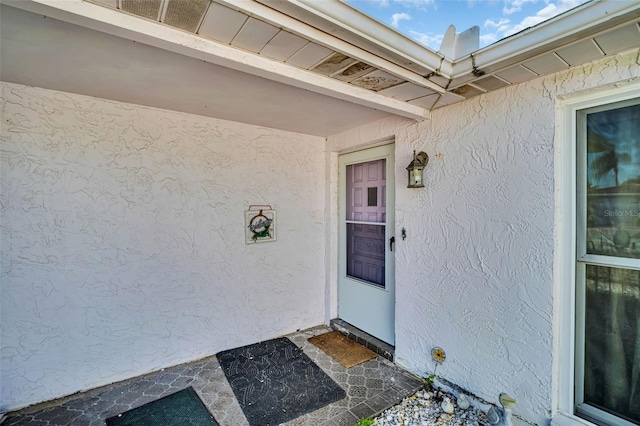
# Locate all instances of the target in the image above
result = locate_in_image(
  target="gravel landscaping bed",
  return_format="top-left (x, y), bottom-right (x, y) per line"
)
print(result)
top-left (372, 389), bottom-right (492, 426)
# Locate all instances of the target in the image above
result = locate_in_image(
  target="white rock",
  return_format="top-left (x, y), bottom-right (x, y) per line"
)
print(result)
top-left (441, 397), bottom-right (455, 414)
top-left (440, 396), bottom-right (453, 414)
top-left (375, 389), bottom-right (488, 426)
top-left (457, 394), bottom-right (470, 410)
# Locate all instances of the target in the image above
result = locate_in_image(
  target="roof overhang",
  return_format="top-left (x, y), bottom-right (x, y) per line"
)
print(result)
top-left (259, 0), bottom-right (448, 78)
top-left (2, 0), bottom-right (430, 121)
top-left (1, 0), bottom-right (639, 136)
top-left (450, 0), bottom-right (640, 88)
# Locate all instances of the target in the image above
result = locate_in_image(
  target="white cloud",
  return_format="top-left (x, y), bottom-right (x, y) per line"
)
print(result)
top-left (351, 0), bottom-right (588, 49)
top-left (391, 12), bottom-right (411, 27)
top-left (369, 0), bottom-right (390, 6)
top-left (503, 0), bottom-right (538, 15)
top-left (353, 0), bottom-right (435, 14)
top-left (484, 18), bottom-right (510, 29)
top-left (393, 0), bottom-right (436, 11)
top-left (480, 33), bottom-right (499, 46)
top-left (408, 30), bottom-right (444, 50)
top-left (480, 18), bottom-right (508, 47)
top-left (504, 0), bottom-right (586, 36)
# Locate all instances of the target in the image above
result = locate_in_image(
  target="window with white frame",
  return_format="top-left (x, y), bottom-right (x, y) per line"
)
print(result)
top-left (574, 96), bottom-right (640, 425)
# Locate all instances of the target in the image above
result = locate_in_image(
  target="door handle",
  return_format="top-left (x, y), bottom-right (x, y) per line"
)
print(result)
top-left (389, 236), bottom-right (395, 252)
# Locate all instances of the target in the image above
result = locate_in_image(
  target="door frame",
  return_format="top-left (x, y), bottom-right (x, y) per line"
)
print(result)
top-left (337, 143), bottom-right (395, 344)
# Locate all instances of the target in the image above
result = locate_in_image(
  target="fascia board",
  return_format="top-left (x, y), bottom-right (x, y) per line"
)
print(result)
top-left (282, 0), bottom-right (451, 79)
top-left (451, 0), bottom-right (640, 79)
top-left (1, 0), bottom-right (430, 120)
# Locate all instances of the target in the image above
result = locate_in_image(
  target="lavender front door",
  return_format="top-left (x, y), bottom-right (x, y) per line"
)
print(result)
top-left (338, 144), bottom-right (395, 345)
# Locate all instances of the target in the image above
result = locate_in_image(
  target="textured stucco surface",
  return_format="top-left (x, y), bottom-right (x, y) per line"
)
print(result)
top-left (2, 46), bottom-right (639, 423)
top-left (327, 49), bottom-right (640, 425)
top-left (0, 82), bottom-right (326, 411)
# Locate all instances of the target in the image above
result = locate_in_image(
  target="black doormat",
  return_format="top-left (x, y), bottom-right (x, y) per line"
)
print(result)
top-left (217, 337), bottom-right (346, 426)
top-left (106, 386), bottom-right (219, 426)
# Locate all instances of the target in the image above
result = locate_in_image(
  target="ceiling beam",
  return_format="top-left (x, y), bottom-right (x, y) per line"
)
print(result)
top-left (1, 0), bottom-right (431, 120)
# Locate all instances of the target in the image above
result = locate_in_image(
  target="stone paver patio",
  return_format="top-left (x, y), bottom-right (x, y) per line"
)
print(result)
top-left (3, 325), bottom-right (423, 426)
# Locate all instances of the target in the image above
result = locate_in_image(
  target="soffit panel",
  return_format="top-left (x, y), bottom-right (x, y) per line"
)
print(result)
top-left (451, 84), bottom-right (485, 99)
top-left (409, 93), bottom-right (440, 109)
top-left (199, 2), bottom-right (247, 44)
top-left (285, 42), bottom-right (333, 69)
top-left (121, 0), bottom-right (161, 20)
top-left (350, 70), bottom-right (405, 91)
top-left (493, 65), bottom-right (539, 84)
top-left (259, 30), bottom-right (308, 61)
top-left (93, 0), bottom-right (117, 7)
top-left (522, 53), bottom-right (567, 75)
top-left (427, 74), bottom-right (450, 89)
top-left (231, 17), bottom-right (280, 53)
top-left (333, 62), bottom-right (375, 82)
top-left (164, 0), bottom-right (209, 32)
top-left (311, 53), bottom-right (360, 76)
top-left (555, 39), bottom-right (604, 66)
top-left (593, 22), bottom-right (640, 55)
top-left (472, 75), bottom-right (510, 91)
top-left (434, 92), bottom-right (465, 108)
top-left (378, 82), bottom-right (438, 101)
top-left (521, 53), bottom-right (568, 75)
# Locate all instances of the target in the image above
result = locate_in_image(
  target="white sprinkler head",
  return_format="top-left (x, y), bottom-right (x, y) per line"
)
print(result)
top-left (499, 393), bottom-right (517, 408)
top-left (486, 406), bottom-right (500, 424)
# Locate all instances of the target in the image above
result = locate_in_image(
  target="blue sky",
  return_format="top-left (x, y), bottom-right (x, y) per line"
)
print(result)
top-left (344, 0), bottom-right (589, 50)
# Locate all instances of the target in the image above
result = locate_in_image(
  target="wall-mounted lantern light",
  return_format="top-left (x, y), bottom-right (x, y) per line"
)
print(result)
top-left (406, 150), bottom-right (429, 188)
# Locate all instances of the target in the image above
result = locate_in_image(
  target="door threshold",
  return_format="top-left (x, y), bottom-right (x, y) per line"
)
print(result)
top-left (330, 319), bottom-right (394, 362)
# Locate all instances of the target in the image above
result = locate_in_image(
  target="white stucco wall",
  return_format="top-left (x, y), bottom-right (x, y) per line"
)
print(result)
top-left (327, 49), bottom-right (640, 425)
top-left (0, 82), bottom-right (326, 411)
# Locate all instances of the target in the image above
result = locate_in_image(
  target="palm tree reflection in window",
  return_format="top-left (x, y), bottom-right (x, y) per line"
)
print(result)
top-left (581, 102), bottom-right (640, 424)
top-left (586, 104), bottom-right (640, 259)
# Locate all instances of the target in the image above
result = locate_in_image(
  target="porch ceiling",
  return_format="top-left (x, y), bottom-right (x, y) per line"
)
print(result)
top-left (2, 0), bottom-right (640, 137)
top-left (0, 5), bottom-right (395, 137)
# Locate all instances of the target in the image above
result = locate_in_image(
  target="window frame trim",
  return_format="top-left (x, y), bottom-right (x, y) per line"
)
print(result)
top-left (554, 80), bottom-right (640, 424)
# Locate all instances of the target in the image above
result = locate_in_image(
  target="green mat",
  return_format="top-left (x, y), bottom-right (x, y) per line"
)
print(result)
top-left (106, 387), bottom-right (219, 426)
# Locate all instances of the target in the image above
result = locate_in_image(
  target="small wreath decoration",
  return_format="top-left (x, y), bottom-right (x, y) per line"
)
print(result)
top-left (248, 210), bottom-right (273, 242)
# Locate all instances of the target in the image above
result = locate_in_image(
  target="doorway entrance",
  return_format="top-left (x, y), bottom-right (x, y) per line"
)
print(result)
top-left (338, 144), bottom-right (395, 345)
